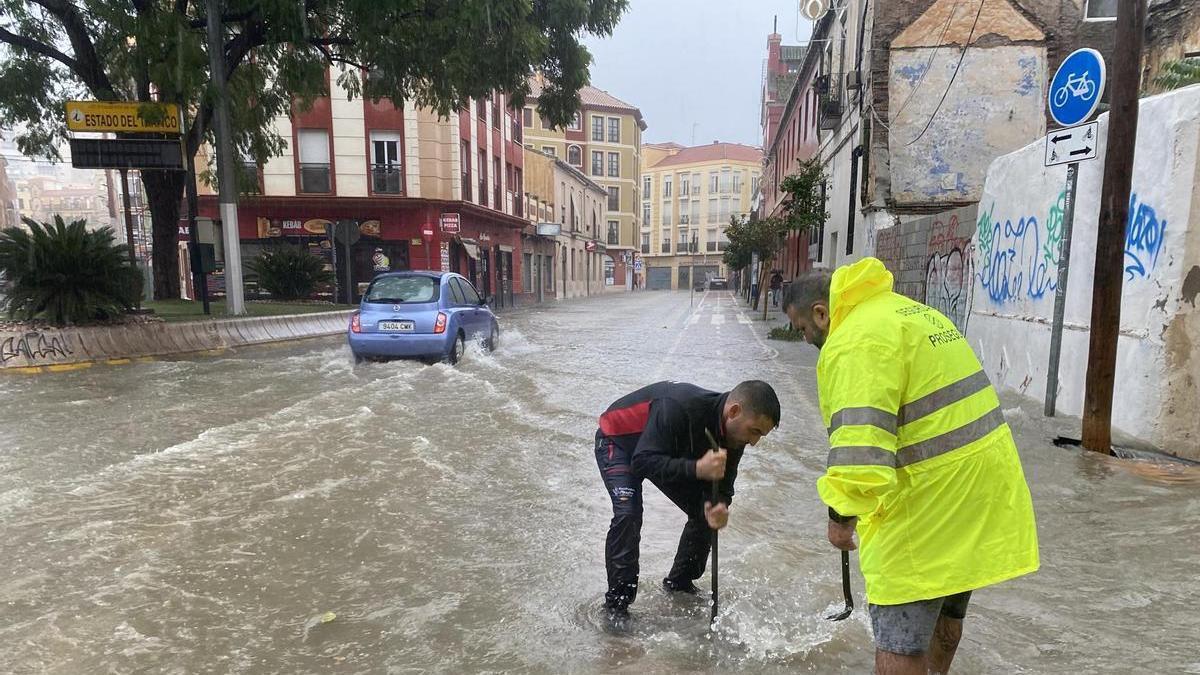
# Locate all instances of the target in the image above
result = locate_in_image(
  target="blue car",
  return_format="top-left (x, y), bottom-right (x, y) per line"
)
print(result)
top-left (347, 271), bottom-right (499, 364)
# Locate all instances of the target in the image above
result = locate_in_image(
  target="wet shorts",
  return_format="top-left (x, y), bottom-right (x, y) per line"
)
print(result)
top-left (868, 591), bottom-right (972, 656)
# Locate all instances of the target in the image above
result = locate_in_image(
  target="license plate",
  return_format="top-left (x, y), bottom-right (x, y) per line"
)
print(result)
top-left (379, 320), bottom-right (414, 332)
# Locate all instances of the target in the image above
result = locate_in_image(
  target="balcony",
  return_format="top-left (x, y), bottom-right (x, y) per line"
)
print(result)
top-left (512, 194), bottom-right (523, 217)
top-left (661, 242), bottom-right (671, 254)
top-left (707, 241), bottom-right (717, 252)
top-left (641, 244), bottom-right (650, 254)
top-left (299, 163), bottom-right (330, 193)
top-left (371, 165), bottom-right (403, 195)
top-left (819, 82), bottom-right (843, 131)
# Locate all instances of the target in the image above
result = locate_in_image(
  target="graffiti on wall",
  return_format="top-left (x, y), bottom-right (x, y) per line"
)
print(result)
top-left (0, 332), bottom-right (74, 364)
top-left (924, 214), bottom-right (975, 333)
top-left (978, 190), bottom-right (1168, 306)
top-left (1125, 193), bottom-right (1167, 280)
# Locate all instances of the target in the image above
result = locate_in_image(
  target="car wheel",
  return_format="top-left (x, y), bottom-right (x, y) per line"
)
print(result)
top-left (487, 323), bottom-right (499, 352)
top-left (446, 332), bottom-right (466, 365)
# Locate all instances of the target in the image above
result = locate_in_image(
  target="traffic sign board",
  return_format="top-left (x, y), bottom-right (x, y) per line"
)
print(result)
top-left (1044, 121), bottom-right (1098, 167)
top-left (68, 138), bottom-right (184, 170)
top-left (1049, 49), bottom-right (1105, 127)
top-left (440, 213), bottom-right (461, 234)
top-left (66, 101), bottom-right (181, 134)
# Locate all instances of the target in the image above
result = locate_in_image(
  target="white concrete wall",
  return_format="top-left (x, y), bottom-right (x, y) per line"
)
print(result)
top-left (330, 70), bottom-right (368, 197)
top-left (970, 85), bottom-right (1200, 457)
top-left (262, 114), bottom-right (296, 196)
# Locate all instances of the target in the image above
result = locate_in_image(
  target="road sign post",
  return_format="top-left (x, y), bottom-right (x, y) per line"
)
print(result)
top-left (1042, 48), bottom-right (1107, 420)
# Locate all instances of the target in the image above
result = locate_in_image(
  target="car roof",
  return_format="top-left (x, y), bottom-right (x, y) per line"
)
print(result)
top-left (374, 270), bottom-right (455, 281)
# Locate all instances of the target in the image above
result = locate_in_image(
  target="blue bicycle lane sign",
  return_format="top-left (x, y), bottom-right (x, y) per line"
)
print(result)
top-left (1049, 48), bottom-right (1106, 127)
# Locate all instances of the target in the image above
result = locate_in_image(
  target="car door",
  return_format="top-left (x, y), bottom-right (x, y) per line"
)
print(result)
top-left (445, 276), bottom-right (473, 337)
top-left (456, 277), bottom-right (488, 337)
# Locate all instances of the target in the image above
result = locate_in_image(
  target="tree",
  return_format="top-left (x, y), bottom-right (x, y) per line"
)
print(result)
top-left (1151, 57), bottom-right (1200, 93)
top-left (723, 214), bottom-right (787, 315)
top-left (0, 0), bottom-right (627, 299)
top-left (0, 216), bottom-right (142, 325)
top-left (778, 158), bottom-right (828, 234)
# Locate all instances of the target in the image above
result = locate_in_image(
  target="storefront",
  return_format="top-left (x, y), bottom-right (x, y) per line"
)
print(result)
top-left (196, 195), bottom-right (528, 306)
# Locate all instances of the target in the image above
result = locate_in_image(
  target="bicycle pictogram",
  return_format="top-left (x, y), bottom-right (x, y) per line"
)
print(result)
top-left (1053, 71), bottom-right (1097, 108)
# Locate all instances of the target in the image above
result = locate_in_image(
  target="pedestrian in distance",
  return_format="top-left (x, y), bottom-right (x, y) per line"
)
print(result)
top-left (769, 270), bottom-right (784, 308)
top-left (782, 258), bottom-right (1039, 675)
top-left (594, 380), bottom-right (781, 626)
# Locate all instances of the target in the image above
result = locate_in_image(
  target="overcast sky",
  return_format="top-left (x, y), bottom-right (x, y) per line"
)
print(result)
top-left (582, 0), bottom-right (815, 149)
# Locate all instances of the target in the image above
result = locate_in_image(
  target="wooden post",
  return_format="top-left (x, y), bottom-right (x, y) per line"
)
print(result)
top-left (1081, 0), bottom-right (1148, 453)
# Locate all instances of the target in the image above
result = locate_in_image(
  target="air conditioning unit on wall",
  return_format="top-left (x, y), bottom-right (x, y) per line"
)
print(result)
top-left (845, 70), bottom-right (863, 90)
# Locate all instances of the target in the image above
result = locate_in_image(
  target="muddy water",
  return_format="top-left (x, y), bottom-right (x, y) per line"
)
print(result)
top-left (1, 291), bottom-right (1197, 673)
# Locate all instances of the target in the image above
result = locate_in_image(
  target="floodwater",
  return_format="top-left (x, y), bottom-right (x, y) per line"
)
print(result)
top-left (1, 291), bottom-right (1197, 673)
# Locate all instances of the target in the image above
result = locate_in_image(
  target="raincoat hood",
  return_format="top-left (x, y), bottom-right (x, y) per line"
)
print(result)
top-left (828, 258), bottom-right (894, 334)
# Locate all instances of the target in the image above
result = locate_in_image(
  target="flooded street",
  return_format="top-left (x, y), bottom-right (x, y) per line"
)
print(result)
top-left (1, 291), bottom-right (1198, 673)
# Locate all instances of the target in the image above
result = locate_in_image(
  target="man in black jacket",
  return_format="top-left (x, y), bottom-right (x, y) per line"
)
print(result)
top-left (595, 380), bottom-right (781, 620)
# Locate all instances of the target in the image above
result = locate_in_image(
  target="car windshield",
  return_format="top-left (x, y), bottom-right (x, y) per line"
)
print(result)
top-left (365, 276), bottom-right (440, 304)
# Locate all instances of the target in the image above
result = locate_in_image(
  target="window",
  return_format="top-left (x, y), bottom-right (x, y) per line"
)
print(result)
top-left (709, 171), bottom-right (719, 193)
top-left (680, 174), bottom-right (690, 197)
top-left (663, 177), bottom-right (672, 198)
top-left (568, 112), bottom-right (582, 130)
top-left (523, 107), bottom-right (533, 127)
top-left (567, 145), bottom-right (582, 166)
top-left (720, 196), bottom-right (731, 222)
top-left (732, 171), bottom-right (743, 193)
top-left (661, 208), bottom-right (671, 226)
top-left (478, 149), bottom-right (488, 206)
top-left (492, 96), bottom-right (501, 129)
top-left (707, 228), bottom-right (718, 252)
top-left (608, 152), bottom-right (620, 177)
top-left (493, 157), bottom-right (502, 209)
top-left (460, 140), bottom-right (472, 201)
top-left (448, 278), bottom-right (468, 305)
top-left (370, 132), bottom-right (403, 195)
top-left (1084, 0), bottom-right (1117, 19)
top-left (592, 116), bottom-right (604, 141)
top-left (542, 146), bottom-right (557, 158)
top-left (641, 232), bottom-right (650, 254)
top-left (297, 129), bottom-right (331, 193)
top-left (678, 228), bottom-right (690, 248)
top-left (721, 168), bottom-right (732, 193)
top-left (592, 151), bottom-right (604, 176)
top-left (680, 200), bottom-right (690, 225)
top-left (708, 198), bottom-right (718, 223)
top-left (751, 174), bottom-right (760, 195)
top-left (366, 275), bottom-right (438, 303)
top-left (643, 175), bottom-right (651, 196)
top-left (476, 98), bottom-right (488, 120)
top-left (691, 173), bottom-right (700, 195)
top-left (661, 230), bottom-right (671, 253)
top-left (692, 200), bottom-right (700, 225)
top-left (523, 253), bottom-right (533, 290)
top-left (607, 117), bottom-right (620, 143)
top-left (608, 220), bottom-right (620, 245)
top-left (607, 186), bottom-right (620, 211)
top-left (642, 202), bottom-right (651, 223)
top-left (539, 113), bottom-right (552, 129)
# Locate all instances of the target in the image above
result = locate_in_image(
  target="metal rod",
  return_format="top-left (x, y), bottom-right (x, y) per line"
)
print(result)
top-left (1045, 162), bottom-right (1078, 417)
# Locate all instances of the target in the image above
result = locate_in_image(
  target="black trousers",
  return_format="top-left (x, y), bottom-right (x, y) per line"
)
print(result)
top-left (595, 431), bottom-right (711, 610)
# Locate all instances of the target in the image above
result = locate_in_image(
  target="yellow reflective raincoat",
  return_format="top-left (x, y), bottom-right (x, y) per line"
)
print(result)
top-left (816, 257), bottom-right (1039, 606)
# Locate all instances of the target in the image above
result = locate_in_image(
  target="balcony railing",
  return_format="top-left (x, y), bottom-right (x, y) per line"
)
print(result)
top-left (707, 241), bottom-right (717, 252)
top-left (661, 242), bottom-right (671, 253)
top-left (299, 163), bottom-right (330, 193)
top-left (371, 165), bottom-right (403, 194)
top-left (641, 244), bottom-right (650, 254)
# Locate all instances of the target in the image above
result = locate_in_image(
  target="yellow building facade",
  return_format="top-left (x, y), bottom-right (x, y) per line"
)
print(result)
top-left (639, 142), bottom-right (762, 290)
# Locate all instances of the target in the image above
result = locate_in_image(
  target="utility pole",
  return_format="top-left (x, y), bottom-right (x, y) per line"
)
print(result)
top-left (1082, 0), bottom-right (1147, 453)
top-left (206, 0), bottom-right (246, 315)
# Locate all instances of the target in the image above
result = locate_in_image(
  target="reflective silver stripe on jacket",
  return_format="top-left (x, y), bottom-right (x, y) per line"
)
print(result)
top-left (898, 370), bottom-right (992, 426)
top-left (896, 407), bottom-right (1006, 468)
top-left (827, 406), bottom-right (898, 437)
top-left (827, 445), bottom-right (897, 468)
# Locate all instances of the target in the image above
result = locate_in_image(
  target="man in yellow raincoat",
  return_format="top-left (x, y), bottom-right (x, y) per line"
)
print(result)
top-left (783, 258), bottom-right (1039, 675)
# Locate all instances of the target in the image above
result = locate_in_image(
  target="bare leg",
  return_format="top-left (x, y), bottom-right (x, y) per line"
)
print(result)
top-left (875, 649), bottom-right (926, 675)
top-left (927, 616), bottom-right (963, 674)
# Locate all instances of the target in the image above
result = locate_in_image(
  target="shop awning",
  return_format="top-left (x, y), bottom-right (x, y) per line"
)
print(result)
top-left (459, 238), bottom-right (480, 260)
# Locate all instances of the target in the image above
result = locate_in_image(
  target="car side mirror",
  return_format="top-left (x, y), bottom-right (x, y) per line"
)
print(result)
top-left (480, 296), bottom-right (491, 306)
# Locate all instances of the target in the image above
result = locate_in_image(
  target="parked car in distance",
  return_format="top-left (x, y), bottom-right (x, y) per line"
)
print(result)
top-left (347, 271), bottom-right (498, 364)
top-left (708, 277), bottom-right (728, 290)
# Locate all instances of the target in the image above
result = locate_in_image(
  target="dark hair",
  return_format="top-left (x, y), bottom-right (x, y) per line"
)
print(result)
top-left (781, 269), bottom-right (833, 316)
top-left (730, 380), bottom-right (781, 427)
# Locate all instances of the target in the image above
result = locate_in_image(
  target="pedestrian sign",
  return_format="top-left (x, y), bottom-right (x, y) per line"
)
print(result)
top-left (1044, 121), bottom-right (1098, 167)
top-left (1049, 48), bottom-right (1105, 127)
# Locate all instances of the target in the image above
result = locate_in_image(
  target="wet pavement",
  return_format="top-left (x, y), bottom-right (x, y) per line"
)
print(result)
top-left (1, 290), bottom-right (1198, 673)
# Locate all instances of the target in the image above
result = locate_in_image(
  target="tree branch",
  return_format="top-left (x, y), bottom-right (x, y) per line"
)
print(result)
top-left (0, 27), bottom-right (78, 70)
top-left (29, 0), bottom-right (118, 98)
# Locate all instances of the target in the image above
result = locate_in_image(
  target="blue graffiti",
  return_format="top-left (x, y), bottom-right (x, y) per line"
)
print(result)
top-left (1015, 56), bottom-right (1039, 96)
top-left (978, 215), bottom-right (1055, 305)
top-left (1124, 193), bottom-right (1167, 280)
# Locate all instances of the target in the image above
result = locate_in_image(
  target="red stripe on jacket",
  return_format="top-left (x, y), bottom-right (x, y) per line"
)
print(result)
top-left (599, 400), bottom-right (652, 437)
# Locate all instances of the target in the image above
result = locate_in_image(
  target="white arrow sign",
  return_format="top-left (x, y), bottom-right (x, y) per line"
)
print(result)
top-left (1044, 121), bottom-right (1098, 167)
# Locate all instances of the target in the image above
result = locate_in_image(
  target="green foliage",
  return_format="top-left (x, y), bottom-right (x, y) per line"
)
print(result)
top-left (247, 245), bottom-right (334, 301)
top-left (0, 0), bottom-right (628, 296)
top-left (0, 216), bottom-right (142, 325)
top-left (722, 215), bottom-right (788, 270)
top-left (1152, 58), bottom-right (1200, 93)
top-left (778, 159), bottom-right (828, 233)
top-left (768, 325), bottom-right (805, 342)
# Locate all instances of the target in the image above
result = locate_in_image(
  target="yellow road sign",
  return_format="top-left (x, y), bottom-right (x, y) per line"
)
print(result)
top-left (65, 101), bottom-right (181, 134)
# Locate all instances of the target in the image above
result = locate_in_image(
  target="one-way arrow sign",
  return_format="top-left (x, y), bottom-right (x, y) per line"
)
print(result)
top-left (1044, 121), bottom-right (1098, 167)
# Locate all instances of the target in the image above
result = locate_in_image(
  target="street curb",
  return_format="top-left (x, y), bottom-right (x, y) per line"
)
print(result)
top-left (0, 310), bottom-right (355, 373)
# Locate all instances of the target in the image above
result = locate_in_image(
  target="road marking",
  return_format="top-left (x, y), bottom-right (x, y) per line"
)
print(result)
top-left (711, 315), bottom-right (725, 325)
